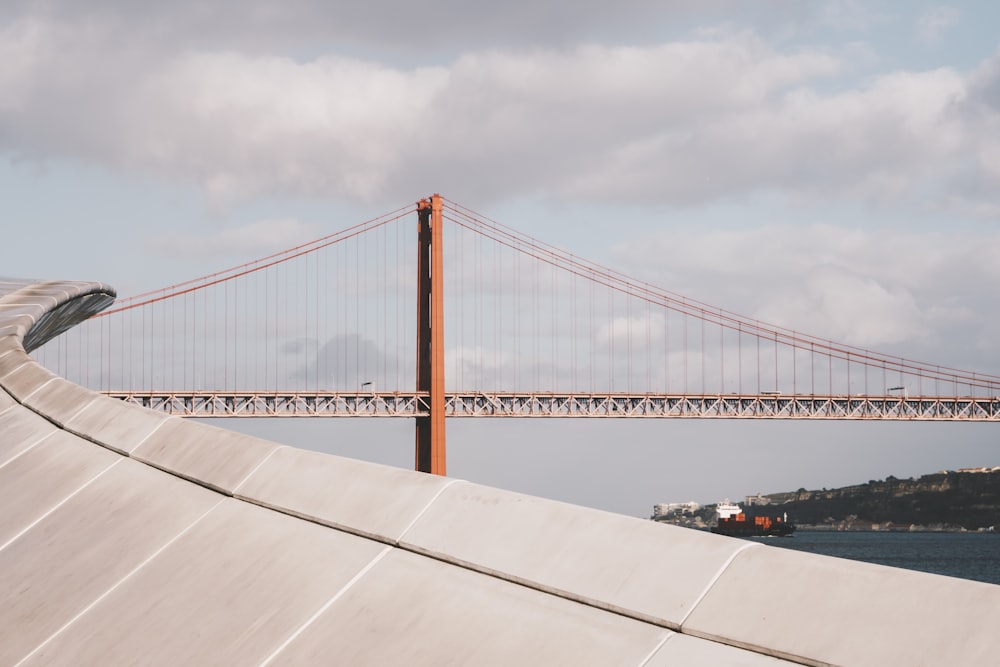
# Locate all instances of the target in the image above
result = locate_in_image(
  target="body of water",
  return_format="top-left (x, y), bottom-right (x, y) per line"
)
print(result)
top-left (753, 531), bottom-right (1000, 586)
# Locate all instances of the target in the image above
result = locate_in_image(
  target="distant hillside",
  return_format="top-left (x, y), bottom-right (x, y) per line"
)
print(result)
top-left (657, 469), bottom-right (1000, 531)
top-left (766, 469), bottom-right (1000, 531)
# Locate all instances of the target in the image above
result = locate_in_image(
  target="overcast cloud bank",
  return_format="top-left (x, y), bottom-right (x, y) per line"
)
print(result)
top-left (1, 7), bottom-right (998, 218)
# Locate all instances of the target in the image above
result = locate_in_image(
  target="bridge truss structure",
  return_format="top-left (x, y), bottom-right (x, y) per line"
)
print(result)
top-left (109, 390), bottom-right (1000, 421)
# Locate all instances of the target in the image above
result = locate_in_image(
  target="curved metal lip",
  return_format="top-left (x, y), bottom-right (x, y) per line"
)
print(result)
top-left (0, 280), bottom-right (117, 352)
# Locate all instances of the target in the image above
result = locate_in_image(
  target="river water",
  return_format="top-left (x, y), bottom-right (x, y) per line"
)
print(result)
top-left (751, 531), bottom-right (1000, 586)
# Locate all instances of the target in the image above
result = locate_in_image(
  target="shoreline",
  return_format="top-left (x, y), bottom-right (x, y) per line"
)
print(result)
top-left (796, 524), bottom-right (997, 533)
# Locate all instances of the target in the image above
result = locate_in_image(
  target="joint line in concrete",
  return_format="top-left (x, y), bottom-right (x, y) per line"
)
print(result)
top-left (232, 446), bottom-right (284, 496)
top-left (0, 457), bottom-right (123, 555)
top-left (12, 496), bottom-right (226, 667)
top-left (21, 375), bottom-right (59, 402)
top-left (395, 478), bottom-right (463, 543)
top-left (636, 631), bottom-right (676, 667)
top-left (257, 546), bottom-right (393, 667)
top-left (0, 428), bottom-right (57, 471)
top-left (678, 541), bottom-right (759, 630)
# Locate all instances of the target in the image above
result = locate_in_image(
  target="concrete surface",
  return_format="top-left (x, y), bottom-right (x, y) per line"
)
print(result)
top-left (21, 376), bottom-right (100, 426)
top-left (683, 543), bottom-right (1000, 666)
top-left (235, 445), bottom-right (455, 543)
top-left (131, 417), bottom-right (280, 494)
top-left (266, 547), bottom-right (671, 666)
top-left (399, 481), bottom-right (757, 628)
top-left (0, 402), bottom-right (60, 464)
top-left (2, 279), bottom-right (998, 666)
top-left (0, 429), bottom-right (119, 546)
top-left (21, 499), bottom-right (389, 666)
top-left (64, 392), bottom-right (170, 454)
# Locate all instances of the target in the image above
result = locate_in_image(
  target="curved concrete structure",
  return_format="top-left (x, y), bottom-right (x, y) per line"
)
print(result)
top-left (2, 279), bottom-right (999, 666)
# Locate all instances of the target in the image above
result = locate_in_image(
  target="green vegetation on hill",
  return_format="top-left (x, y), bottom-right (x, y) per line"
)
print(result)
top-left (766, 469), bottom-right (1000, 531)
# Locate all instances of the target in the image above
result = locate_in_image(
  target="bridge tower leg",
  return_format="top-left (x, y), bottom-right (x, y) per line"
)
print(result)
top-left (415, 194), bottom-right (446, 475)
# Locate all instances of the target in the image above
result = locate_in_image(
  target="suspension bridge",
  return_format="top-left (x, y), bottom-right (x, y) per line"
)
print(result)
top-left (32, 194), bottom-right (1000, 473)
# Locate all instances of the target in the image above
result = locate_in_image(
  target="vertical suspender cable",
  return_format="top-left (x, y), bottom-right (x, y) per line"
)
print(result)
top-left (627, 285), bottom-right (632, 393)
top-left (664, 305), bottom-right (670, 393)
top-left (701, 316), bottom-right (705, 394)
top-left (550, 250), bottom-right (555, 391)
top-left (572, 265), bottom-right (577, 391)
top-left (224, 276), bottom-right (228, 390)
top-left (755, 322), bottom-right (760, 394)
top-left (644, 299), bottom-right (653, 392)
top-left (495, 229), bottom-right (501, 391)
top-left (586, 265), bottom-right (592, 391)
top-left (774, 330), bottom-right (778, 393)
top-left (382, 224), bottom-right (387, 390)
top-left (683, 313), bottom-right (688, 394)
top-left (265, 265), bottom-right (270, 390)
top-left (719, 309), bottom-right (724, 394)
top-left (793, 335), bottom-right (797, 395)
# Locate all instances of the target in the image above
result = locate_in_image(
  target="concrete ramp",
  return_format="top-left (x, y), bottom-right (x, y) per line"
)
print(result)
top-left (2, 280), bottom-right (999, 666)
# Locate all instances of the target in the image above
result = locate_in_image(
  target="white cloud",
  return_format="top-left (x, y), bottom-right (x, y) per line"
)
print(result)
top-left (596, 313), bottom-right (665, 348)
top-left (0, 12), bottom-right (999, 220)
top-left (560, 66), bottom-right (967, 206)
top-left (0, 1), bottom-right (744, 56)
top-left (916, 6), bottom-right (960, 44)
top-left (0, 20), bottom-right (46, 111)
top-left (757, 264), bottom-right (922, 348)
top-left (1, 7), bottom-right (998, 240)
top-left (124, 52), bottom-right (449, 202)
top-left (147, 218), bottom-right (322, 260)
top-left (611, 224), bottom-right (1000, 368)
top-left (820, 0), bottom-right (890, 32)
top-left (445, 345), bottom-right (511, 388)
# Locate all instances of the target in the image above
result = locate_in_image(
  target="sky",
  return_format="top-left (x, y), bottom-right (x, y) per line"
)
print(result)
top-left (4, 1), bottom-right (1000, 517)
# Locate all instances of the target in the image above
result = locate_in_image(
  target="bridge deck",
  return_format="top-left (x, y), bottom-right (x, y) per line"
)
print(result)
top-left (105, 390), bottom-right (1000, 420)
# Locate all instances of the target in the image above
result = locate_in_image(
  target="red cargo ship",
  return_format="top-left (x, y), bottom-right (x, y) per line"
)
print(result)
top-left (710, 501), bottom-right (796, 537)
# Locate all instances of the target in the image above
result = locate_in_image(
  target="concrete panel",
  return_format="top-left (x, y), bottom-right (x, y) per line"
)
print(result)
top-left (64, 393), bottom-right (170, 454)
top-left (0, 334), bottom-right (21, 354)
top-left (22, 499), bottom-right (389, 667)
top-left (22, 377), bottom-right (99, 426)
top-left (2, 294), bottom-right (49, 304)
top-left (3, 285), bottom-right (64, 304)
top-left (0, 280), bottom-right (33, 295)
top-left (0, 406), bottom-right (59, 465)
top-left (236, 446), bottom-right (453, 542)
top-left (0, 430), bottom-right (119, 546)
top-left (131, 417), bottom-right (280, 493)
top-left (269, 547), bottom-right (670, 666)
top-left (0, 312), bottom-right (35, 336)
top-left (0, 321), bottom-right (28, 340)
top-left (644, 633), bottom-right (795, 666)
top-left (683, 545), bottom-right (1000, 666)
top-left (0, 386), bottom-right (14, 413)
top-left (400, 483), bottom-right (755, 628)
top-left (0, 359), bottom-right (58, 402)
top-left (2, 285), bottom-right (62, 302)
top-left (0, 347), bottom-right (31, 380)
top-left (0, 458), bottom-right (222, 665)
top-left (0, 323), bottom-right (27, 339)
top-left (0, 303), bottom-right (43, 323)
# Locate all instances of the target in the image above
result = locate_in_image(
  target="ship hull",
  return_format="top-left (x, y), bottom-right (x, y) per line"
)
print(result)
top-left (711, 518), bottom-right (796, 537)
